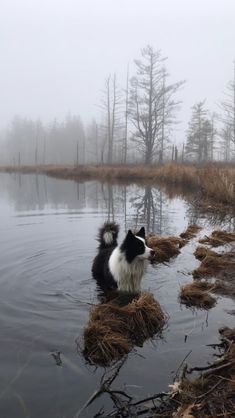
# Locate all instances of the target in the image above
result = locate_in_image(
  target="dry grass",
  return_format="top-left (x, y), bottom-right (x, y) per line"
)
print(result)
top-left (179, 281), bottom-right (217, 309)
top-left (219, 326), bottom-right (235, 342)
top-left (147, 224), bottom-right (200, 263)
top-left (199, 230), bottom-right (235, 247)
top-left (180, 224), bottom-right (201, 240)
top-left (198, 165), bottom-right (235, 206)
top-left (192, 245), bottom-right (235, 299)
top-left (193, 250), bottom-right (235, 280)
top-left (83, 323), bottom-right (131, 366)
top-left (147, 235), bottom-right (184, 262)
top-left (83, 293), bottom-right (165, 366)
top-left (179, 279), bottom-right (232, 310)
top-left (173, 327), bottom-right (235, 418)
top-left (194, 246), bottom-right (218, 260)
top-left (1, 163), bottom-right (235, 213)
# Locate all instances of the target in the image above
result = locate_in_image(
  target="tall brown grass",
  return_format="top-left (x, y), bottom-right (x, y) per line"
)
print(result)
top-left (83, 293), bottom-right (165, 366)
top-left (1, 163), bottom-right (235, 211)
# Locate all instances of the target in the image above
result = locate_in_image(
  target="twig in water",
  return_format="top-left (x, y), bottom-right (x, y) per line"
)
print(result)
top-left (132, 391), bottom-right (169, 406)
top-left (203, 360), bottom-right (235, 377)
top-left (73, 357), bottom-right (127, 418)
top-left (195, 379), bottom-right (222, 399)
top-left (174, 350), bottom-right (192, 380)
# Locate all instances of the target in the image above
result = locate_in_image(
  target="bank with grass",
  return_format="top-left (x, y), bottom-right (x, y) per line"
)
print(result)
top-left (1, 163), bottom-right (235, 215)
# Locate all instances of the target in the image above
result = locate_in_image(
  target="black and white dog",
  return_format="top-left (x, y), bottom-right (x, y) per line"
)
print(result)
top-left (92, 222), bottom-right (155, 293)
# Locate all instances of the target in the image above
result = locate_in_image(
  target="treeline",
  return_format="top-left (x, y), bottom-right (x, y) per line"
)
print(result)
top-left (0, 45), bottom-right (235, 166)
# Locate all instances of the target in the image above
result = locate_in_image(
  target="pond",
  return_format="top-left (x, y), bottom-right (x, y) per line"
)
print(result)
top-left (0, 173), bottom-right (234, 417)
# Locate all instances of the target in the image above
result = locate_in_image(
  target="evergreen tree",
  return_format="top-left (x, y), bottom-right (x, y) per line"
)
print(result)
top-left (185, 101), bottom-right (215, 162)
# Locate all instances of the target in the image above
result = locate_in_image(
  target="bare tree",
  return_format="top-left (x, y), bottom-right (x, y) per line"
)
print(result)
top-left (123, 66), bottom-right (129, 164)
top-left (129, 45), bottom-right (184, 164)
top-left (86, 120), bottom-right (100, 163)
top-left (100, 74), bottom-right (122, 164)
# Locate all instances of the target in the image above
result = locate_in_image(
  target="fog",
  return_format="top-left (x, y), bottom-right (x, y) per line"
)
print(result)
top-left (0, 0), bottom-right (235, 163)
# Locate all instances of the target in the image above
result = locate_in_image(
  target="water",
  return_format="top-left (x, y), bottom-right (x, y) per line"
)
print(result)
top-left (0, 173), bottom-right (234, 418)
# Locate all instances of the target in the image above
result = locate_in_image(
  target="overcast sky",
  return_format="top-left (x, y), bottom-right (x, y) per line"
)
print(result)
top-left (1, 0), bottom-right (235, 142)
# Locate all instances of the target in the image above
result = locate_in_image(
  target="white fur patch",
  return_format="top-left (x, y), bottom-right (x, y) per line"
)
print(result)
top-left (108, 247), bottom-right (148, 292)
top-left (103, 231), bottom-right (113, 245)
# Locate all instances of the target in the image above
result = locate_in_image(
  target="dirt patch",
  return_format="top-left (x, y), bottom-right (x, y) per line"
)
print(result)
top-left (199, 230), bottom-right (235, 247)
top-left (82, 293), bottom-right (165, 366)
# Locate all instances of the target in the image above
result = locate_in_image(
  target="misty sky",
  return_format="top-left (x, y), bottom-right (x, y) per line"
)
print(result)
top-left (1, 0), bottom-right (235, 142)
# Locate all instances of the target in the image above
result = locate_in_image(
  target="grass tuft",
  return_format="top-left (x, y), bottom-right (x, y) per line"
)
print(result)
top-left (83, 293), bottom-right (165, 366)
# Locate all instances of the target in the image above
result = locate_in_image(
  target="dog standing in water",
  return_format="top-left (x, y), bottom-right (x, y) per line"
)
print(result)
top-left (92, 222), bottom-right (155, 293)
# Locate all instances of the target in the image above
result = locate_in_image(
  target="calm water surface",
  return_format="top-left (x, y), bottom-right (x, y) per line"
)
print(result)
top-left (0, 173), bottom-right (234, 418)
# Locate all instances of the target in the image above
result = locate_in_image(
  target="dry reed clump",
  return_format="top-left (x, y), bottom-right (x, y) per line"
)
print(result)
top-left (147, 235), bottom-right (185, 262)
top-left (179, 224), bottom-right (201, 240)
top-left (199, 229), bottom-right (235, 247)
top-left (126, 293), bottom-right (166, 343)
top-left (83, 293), bottom-right (165, 366)
top-left (199, 165), bottom-right (235, 206)
top-left (83, 323), bottom-right (131, 365)
top-left (179, 281), bottom-right (217, 309)
top-left (172, 327), bottom-right (235, 417)
top-left (193, 250), bottom-right (235, 280)
top-left (194, 246), bottom-right (217, 260)
top-left (146, 224), bottom-right (201, 263)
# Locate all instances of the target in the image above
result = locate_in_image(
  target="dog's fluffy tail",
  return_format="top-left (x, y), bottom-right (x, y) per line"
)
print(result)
top-left (97, 222), bottom-right (119, 249)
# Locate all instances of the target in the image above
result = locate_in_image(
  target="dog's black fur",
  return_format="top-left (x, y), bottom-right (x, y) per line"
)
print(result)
top-left (92, 222), bottom-right (154, 293)
top-left (92, 222), bottom-right (119, 290)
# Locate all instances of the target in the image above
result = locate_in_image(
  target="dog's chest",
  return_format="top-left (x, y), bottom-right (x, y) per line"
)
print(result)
top-left (109, 250), bottom-right (147, 292)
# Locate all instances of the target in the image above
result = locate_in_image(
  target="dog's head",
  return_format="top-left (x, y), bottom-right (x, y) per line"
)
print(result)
top-left (120, 227), bottom-right (155, 263)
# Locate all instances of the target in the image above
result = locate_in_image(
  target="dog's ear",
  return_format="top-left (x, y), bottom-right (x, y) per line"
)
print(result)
top-left (136, 227), bottom-right (145, 239)
top-left (126, 229), bottom-right (134, 238)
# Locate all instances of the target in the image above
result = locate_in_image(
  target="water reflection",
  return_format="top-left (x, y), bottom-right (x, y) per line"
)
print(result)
top-left (1, 173), bottom-right (234, 232)
top-left (0, 173), bottom-right (190, 235)
top-left (129, 186), bottom-right (170, 234)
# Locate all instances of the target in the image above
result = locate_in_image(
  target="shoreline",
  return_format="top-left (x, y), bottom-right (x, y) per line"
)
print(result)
top-left (1, 162), bottom-right (234, 216)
